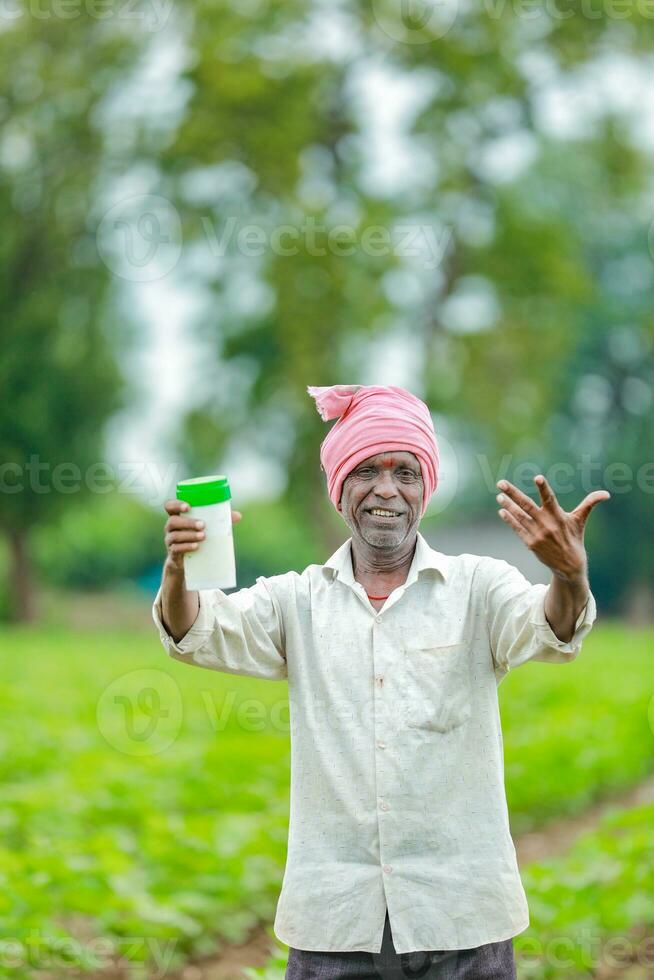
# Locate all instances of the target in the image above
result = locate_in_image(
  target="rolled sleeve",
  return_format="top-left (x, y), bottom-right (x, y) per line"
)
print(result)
top-left (152, 586), bottom-right (217, 657)
top-left (151, 574), bottom-right (290, 681)
top-left (480, 556), bottom-right (598, 675)
top-left (529, 587), bottom-right (597, 658)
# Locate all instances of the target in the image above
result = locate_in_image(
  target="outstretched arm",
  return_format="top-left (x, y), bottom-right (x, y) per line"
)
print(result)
top-left (495, 473), bottom-right (610, 642)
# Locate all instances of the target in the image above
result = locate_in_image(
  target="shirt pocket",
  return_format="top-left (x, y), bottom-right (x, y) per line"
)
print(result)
top-left (401, 641), bottom-right (472, 734)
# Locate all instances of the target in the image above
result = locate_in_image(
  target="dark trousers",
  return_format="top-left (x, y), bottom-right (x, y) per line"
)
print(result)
top-left (285, 909), bottom-right (516, 980)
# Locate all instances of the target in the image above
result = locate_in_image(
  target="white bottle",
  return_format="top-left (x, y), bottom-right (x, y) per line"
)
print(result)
top-left (176, 475), bottom-right (236, 590)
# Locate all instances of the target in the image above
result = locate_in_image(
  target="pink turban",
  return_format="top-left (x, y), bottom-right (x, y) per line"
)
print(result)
top-left (307, 384), bottom-right (440, 517)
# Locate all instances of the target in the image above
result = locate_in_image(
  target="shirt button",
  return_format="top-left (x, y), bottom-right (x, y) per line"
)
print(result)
top-left (383, 864), bottom-right (393, 874)
top-left (379, 801), bottom-right (390, 811)
top-left (375, 615), bottom-right (381, 623)
top-left (376, 740), bottom-right (387, 749)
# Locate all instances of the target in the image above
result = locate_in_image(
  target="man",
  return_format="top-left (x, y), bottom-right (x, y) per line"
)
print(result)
top-left (152, 383), bottom-right (610, 980)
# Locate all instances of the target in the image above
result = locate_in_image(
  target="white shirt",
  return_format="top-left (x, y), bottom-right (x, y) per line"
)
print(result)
top-left (151, 531), bottom-right (597, 954)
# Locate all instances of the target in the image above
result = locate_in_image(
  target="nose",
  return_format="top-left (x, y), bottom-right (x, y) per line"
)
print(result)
top-left (372, 470), bottom-right (399, 500)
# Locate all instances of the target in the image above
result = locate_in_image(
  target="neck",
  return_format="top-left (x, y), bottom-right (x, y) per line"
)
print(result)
top-left (351, 533), bottom-right (418, 593)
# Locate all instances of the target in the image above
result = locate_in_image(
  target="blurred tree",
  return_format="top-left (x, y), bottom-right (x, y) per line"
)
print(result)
top-left (0, 17), bottom-right (142, 619)
top-left (161, 0), bottom-right (407, 551)
top-left (32, 493), bottom-right (164, 590)
top-left (157, 0), bottom-right (653, 604)
top-left (358, 6), bottom-right (654, 608)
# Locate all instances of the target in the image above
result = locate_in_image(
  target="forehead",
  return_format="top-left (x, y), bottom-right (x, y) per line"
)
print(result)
top-left (357, 451), bottom-right (420, 469)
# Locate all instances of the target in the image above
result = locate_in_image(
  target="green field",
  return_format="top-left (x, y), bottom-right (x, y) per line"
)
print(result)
top-left (516, 800), bottom-right (654, 978)
top-left (1, 621), bottom-right (652, 977)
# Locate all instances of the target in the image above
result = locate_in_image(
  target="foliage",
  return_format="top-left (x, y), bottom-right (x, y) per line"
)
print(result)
top-left (516, 802), bottom-right (654, 978)
top-left (0, 12), bottom-right (147, 616)
top-left (0, 622), bottom-right (651, 975)
top-left (0, 17), bottom-right (143, 531)
top-left (27, 492), bottom-right (331, 594)
top-left (500, 624), bottom-right (654, 834)
top-left (31, 492), bottom-right (165, 590)
top-left (151, 0), bottom-right (654, 596)
top-left (0, 625), bottom-right (291, 977)
top-left (232, 496), bottom-right (332, 584)
top-left (3, 0), bottom-right (653, 613)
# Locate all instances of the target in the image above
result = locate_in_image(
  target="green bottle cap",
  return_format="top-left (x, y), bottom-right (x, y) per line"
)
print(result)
top-left (176, 474), bottom-right (231, 507)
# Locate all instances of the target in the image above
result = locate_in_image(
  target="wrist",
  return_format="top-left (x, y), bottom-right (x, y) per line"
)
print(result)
top-left (163, 559), bottom-right (187, 585)
top-left (551, 565), bottom-right (589, 590)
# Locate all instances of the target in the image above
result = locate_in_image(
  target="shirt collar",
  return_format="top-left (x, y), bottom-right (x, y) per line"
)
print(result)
top-left (322, 531), bottom-right (449, 588)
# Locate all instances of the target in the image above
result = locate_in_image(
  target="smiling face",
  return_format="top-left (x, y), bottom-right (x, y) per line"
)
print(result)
top-left (339, 451), bottom-right (424, 551)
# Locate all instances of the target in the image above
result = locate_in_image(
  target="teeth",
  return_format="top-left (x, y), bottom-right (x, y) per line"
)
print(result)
top-left (371, 509), bottom-right (398, 517)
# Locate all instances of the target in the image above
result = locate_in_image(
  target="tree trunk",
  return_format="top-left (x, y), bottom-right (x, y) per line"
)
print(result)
top-left (5, 526), bottom-right (37, 623)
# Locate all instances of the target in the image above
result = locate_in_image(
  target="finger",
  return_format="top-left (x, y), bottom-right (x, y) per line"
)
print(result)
top-left (167, 515), bottom-right (206, 532)
top-left (572, 489), bottom-right (611, 524)
top-left (498, 506), bottom-right (532, 541)
top-left (534, 474), bottom-right (559, 512)
top-left (495, 480), bottom-right (540, 519)
top-left (164, 499), bottom-right (190, 515)
top-left (231, 510), bottom-right (242, 524)
top-left (496, 491), bottom-right (535, 528)
top-left (168, 541), bottom-right (202, 556)
top-left (166, 530), bottom-right (205, 546)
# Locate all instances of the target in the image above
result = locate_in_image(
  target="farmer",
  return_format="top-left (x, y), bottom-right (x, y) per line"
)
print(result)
top-left (152, 384), bottom-right (609, 980)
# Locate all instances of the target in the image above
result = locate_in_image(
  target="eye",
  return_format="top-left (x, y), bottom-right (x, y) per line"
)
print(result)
top-left (356, 468), bottom-right (375, 478)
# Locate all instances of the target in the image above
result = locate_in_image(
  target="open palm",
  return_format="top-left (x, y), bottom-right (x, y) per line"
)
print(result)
top-left (496, 474), bottom-right (610, 582)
